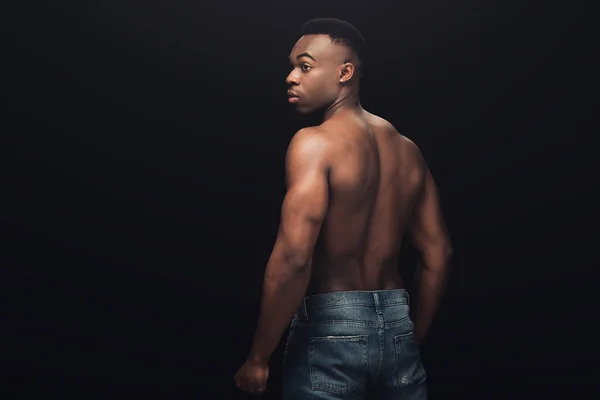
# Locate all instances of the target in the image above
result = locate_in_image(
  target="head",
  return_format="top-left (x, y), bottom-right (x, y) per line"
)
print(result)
top-left (286, 18), bottom-right (366, 114)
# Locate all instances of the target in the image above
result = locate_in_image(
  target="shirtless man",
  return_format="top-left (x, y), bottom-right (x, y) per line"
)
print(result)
top-left (235, 18), bottom-right (452, 399)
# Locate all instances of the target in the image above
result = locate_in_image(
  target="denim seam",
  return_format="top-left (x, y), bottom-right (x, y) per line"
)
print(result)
top-left (308, 335), bottom-right (369, 395)
top-left (296, 320), bottom-right (377, 328)
top-left (305, 300), bottom-right (408, 310)
top-left (391, 333), bottom-right (427, 387)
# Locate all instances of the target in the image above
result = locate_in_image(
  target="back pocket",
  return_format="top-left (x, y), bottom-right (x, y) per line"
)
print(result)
top-left (392, 332), bottom-right (427, 387)
top-left (308, 335), bottom-right (369, 395)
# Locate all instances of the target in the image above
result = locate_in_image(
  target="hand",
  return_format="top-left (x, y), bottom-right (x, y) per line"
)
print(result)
top-left (234, 357), bottom-right (269, 396)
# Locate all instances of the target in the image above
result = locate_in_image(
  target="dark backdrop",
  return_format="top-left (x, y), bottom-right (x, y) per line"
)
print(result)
top-left (3, 0), bottom-right (598, 398)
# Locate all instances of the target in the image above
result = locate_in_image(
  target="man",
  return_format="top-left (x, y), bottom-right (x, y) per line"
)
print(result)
top-left (235, 18), bottom-right (452, 399)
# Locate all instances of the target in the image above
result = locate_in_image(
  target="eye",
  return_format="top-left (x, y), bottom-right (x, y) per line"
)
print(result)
top-left (301, 63), bottom-right (312, 72)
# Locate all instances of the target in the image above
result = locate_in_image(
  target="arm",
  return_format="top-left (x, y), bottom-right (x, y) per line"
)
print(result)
top-left (247, 128), bottom-right (330, 363)
top-left (409, 166), bottom-right (453, 345)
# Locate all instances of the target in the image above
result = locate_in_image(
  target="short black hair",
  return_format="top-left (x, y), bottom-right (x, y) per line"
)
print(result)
top-left (301, 18), bottom-right (366, 66)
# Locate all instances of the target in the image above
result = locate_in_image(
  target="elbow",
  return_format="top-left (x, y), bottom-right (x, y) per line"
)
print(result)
top-left (421, 240), bottom-right (453, 272)
top-left (444, 242), bottom-right (454, 260)
top-left (439, 240), bottom-right (453, 263)
top-left (281, 248), bottom-right (312, 275)
top-left (277, 230), bottom-right (318, 274)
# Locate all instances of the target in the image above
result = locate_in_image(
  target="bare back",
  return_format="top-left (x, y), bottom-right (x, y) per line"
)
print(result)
top-left (308, 110), bottom-right (426, 295)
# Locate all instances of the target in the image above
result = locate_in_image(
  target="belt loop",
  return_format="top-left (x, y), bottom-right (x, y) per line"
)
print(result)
top-left (373, 292), bottom-right (382, 315)
top-left (301, 297), bottom-right (309, 320)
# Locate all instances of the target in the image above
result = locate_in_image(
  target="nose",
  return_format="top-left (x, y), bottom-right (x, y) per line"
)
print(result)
top-left (286, 69), bottom-right (299, 86)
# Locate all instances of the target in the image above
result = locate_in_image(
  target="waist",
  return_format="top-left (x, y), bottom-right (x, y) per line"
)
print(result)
top-left (302, 289), bottom-right (409, 312)
top-left (294, 289), bottom-right (411, 324)
top-left (307, 264), bottom-right (405, 295)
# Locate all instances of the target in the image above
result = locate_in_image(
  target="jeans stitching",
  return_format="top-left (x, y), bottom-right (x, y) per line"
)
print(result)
top-left (392, 333), bottom-right (427, 387)
top-left (308, 335), bottom-right (368, 395)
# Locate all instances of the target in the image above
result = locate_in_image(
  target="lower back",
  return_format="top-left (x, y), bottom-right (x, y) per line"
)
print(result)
top-left (307, 257), bottom-right (405, 295)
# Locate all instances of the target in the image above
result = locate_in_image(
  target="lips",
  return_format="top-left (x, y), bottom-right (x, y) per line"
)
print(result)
top-left (287, 90), bottom-right (300, 99)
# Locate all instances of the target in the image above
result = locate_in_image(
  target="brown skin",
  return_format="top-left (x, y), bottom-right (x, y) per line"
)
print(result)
top-left (235, 34), bottom-right (452, 396)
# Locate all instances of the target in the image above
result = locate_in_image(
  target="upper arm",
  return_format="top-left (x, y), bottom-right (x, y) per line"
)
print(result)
top-left (409, 163), bottom-right (452, 260)
top-left (276, 129), bottom-right (330, 263)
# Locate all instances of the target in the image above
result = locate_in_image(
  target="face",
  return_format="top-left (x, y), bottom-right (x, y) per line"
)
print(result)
top-left (286, 34), bottom-right (354, 114)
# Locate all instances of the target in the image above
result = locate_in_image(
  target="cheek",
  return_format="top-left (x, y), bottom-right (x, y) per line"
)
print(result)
top-left (308, 71), bottom-right (335, 93)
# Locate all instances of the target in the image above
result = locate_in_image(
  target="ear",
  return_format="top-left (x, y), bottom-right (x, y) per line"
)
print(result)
top-left (338, 62), bottom-right (355, 84)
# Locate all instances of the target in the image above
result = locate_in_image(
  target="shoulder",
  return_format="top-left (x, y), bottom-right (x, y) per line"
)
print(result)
top-left (368, 113), bottom-right (423, 153)
top-left (286, 127), bottom-right (331, 163)
top-left (363, 111), bottom-right (397, 133)
top-left (377, 117), bottom-right (422, 159)
top-left (399, 135), bottom-right (422, 157)
top-left (368, 113), bottom-right (425, 168)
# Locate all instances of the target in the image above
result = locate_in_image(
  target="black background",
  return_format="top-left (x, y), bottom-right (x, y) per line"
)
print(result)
top-left (3, 0), bottom-right (598, 398)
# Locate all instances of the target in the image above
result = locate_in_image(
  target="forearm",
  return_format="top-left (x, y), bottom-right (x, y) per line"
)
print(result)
top-left (413, 257), bottom-right (449, 344)
top-left (248, 255), bottom-right (311, 363)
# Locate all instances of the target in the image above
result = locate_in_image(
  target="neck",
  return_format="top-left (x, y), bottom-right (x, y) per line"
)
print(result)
top-left (323, 88), bottom-right (361, 122)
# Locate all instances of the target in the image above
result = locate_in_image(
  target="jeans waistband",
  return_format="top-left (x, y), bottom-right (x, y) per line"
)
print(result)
top-left (300, 289), bottom-right (409, 316)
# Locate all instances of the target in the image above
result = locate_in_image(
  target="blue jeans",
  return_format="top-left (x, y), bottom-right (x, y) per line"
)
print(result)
top-left (282, 289), bottom-right (427, 399)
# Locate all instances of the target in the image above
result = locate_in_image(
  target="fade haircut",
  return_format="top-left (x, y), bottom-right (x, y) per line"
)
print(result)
top-left (300, 18), bottom-right (366, 69)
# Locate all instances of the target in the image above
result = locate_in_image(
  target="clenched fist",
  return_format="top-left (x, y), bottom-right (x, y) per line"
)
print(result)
top-left (234, 358), bottom-right (269, 396)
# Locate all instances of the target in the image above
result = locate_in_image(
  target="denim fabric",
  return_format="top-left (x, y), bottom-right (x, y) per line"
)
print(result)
top-left (282, 289), bottom-right (427, 399)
